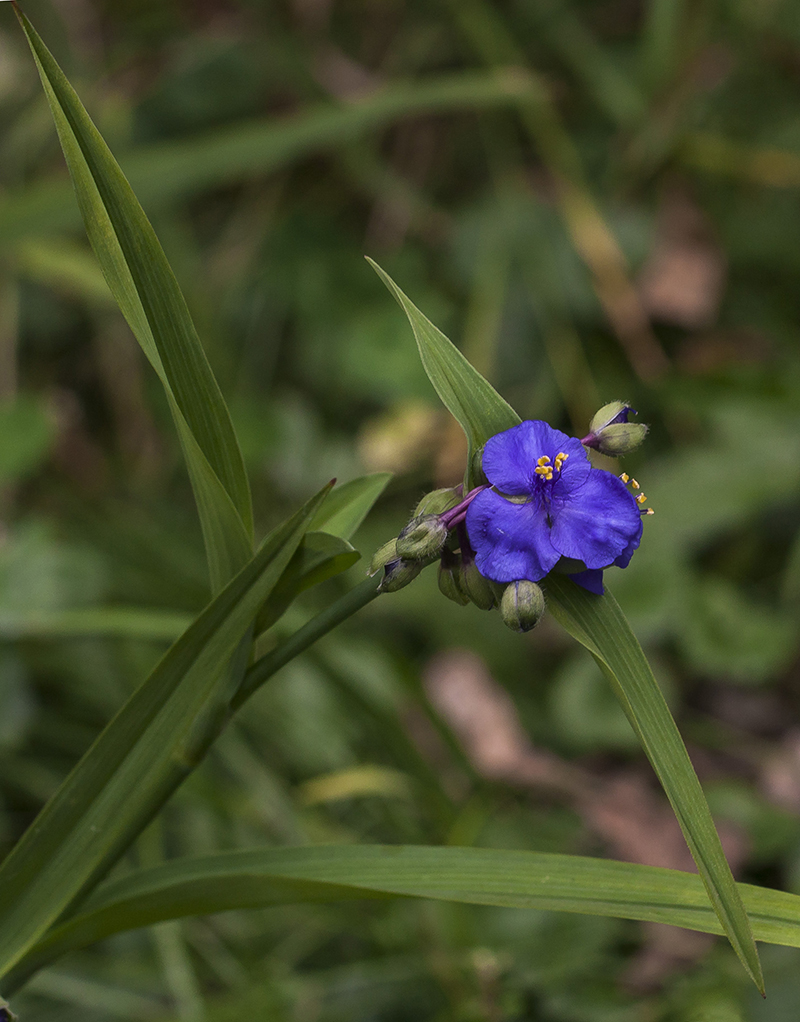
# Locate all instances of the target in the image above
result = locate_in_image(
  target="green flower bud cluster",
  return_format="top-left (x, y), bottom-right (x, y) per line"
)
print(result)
top-left (369, 488), bottom-right (462, 595)
top-left (368, 483), bottom-right (547, 632)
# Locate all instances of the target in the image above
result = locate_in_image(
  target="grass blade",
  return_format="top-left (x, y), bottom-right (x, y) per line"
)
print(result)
top-left (255, 532), bottom-right (360, 634)
top-left (4, 844), bottom-right (794, 995)
top-left (367, 260), bottom-right (519, 485)
top-left (0, 483), bottom-right (331, 980)
top-left (310, 473), bottom-right (392, 540)
top-left (545, 575), bottom-right (763, 992)
top-left (16, 8), bottom-right (253, 588)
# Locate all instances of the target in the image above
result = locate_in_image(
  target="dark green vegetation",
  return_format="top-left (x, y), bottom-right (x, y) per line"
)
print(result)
top-left (2, 0), bottom-right (800, 1017)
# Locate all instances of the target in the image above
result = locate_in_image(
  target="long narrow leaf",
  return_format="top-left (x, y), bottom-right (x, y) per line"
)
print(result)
top-left (0, 483), bottom-right (331, 980)
top-left (367, 259), bottom-right (519, 485)
top-left (4, 844), bottom-right (796, 995)
top-left (17, 9), bottom-right (253, 588)
top-left (371, 263), bottom-right (762, 990)
top-left (544, 576), bottom-right (762, 989)
top-left (255, 532), bottom-right (360, 634)
top-left (310, 473), bottom-right (392, 540)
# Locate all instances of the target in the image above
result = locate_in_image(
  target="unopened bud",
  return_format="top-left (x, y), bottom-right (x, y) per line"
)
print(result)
top-left (369, 539), bottom-right (399, 576)
top-left (414, 487), bottom-right (461, 517)
top-left (500, 580), bottom-right (546, 632)
top-left (589, 401), bottom-right (633, 434)
top-left (396, 514), bottom-right (448, 560)
top-left (380, 557), bottom-right (423, 593)
top-left (461, 559), bottom-right (497, 611)
top-left (591, 422), bottom-right (648, 456)
top-left (583, 401), bottom-right (648, 456)
top-left (438, 553), bottom-right (470, 606)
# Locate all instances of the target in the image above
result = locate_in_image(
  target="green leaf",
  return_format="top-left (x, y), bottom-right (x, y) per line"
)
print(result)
top-left (310, 473), bottom-right (392, 540)
top-left (17, 9), bottom-right (253, 590)
top-left (367, 259), bottom-right (519, 485)
top-left (544, 576), bottom-right (764, 993)
top-left (369, 262), bottom-right (762, 990)
top-left (4, 844), bottom-right (797, 995)
top-left (251, 474), bottom-right (391, 634)
top-left (255, 532), bottom-right (360, 634)
top-left (0, 482), bottom-right (331, 981)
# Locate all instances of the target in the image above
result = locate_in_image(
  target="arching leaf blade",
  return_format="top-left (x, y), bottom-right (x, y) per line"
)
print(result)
top-left (0, 483), bottom-right (331, 981)
top-left (16, 8), bottom-right (253, 585)
top-left (5, 844), bottom-right (796, 995)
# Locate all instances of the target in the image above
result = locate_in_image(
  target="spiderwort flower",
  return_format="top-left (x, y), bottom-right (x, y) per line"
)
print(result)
top-left (465, 420), bottom-right (645, 595)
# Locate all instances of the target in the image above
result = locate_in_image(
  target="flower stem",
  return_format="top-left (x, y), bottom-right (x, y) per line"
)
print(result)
top-left (232, 574), bottom-right (383, 711)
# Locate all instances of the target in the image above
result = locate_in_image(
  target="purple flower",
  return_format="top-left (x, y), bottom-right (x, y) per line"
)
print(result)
top-left (465, 420), bottom-right (643, 594)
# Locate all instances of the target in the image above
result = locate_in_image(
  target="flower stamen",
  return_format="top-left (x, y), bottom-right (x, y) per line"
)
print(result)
top-left (554, 452), bottom-right (569, 472)
top-left (620, 473), bottom-right (629, 483)
top-left (535, 455), bottom-right (553, 480)
top-left (636, 493), bottom-right (647, 504)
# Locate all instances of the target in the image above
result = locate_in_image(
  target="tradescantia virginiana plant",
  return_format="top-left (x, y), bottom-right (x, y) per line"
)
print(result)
top-left (11, 4), bottom-right (800, 1011)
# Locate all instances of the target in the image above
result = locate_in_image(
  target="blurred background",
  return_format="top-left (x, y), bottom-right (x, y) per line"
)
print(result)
top-left (2, 0), bottom-right (800, 1017)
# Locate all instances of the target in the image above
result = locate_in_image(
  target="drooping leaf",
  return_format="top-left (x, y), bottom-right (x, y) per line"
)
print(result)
top-left (17, 9), bottom-right (253, 590)
top-left (0, 483), bottom-right (331, 980)
top-left (4, 844), bottom-right (797, 995)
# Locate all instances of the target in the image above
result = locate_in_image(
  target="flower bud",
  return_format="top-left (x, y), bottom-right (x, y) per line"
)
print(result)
top-left (590, 422), bottom-right (648, 456)
top-left (500, 580), bottom-right (546, 632)
top-left (461, 559), bottom-right (497, 611)
top-left (414, 487), bottom-right (461, 517)
top-left (589, 401), bottom-right (634, 435)
top-left (369, 539), bottom-right (399, 576)
top-left (396, 514), bottom-right (448, 561)
top-left (438, 553), bottom-right (470, 606)
top-left (583, 401), bottom-right (648, 456)
top-left (380, 557), bottom-right (423, 593)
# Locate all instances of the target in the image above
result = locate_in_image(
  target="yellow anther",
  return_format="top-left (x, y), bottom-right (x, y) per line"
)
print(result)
top-left (644, 508), bottom-right (655, 515)
top-left (535, 465), bottom-right (553, 480)
top-left (620, 473), bottom-right (629, 483)
top-left (636, 493), bottom-right (647, 504)
top-left (554, 452), bottom-right (569, 472)
top-left (631, 478), bottom-right (640, 489)
top-left (537, 455), bottom-right (551, 467)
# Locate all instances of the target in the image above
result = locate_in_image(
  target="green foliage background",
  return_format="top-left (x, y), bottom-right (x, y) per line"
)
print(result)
top-left (2, 0), bottom-right (800, 1017)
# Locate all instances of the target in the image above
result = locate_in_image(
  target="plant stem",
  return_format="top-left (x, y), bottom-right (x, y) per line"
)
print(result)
top-left (232, 575), bottom-right (383, 711)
